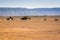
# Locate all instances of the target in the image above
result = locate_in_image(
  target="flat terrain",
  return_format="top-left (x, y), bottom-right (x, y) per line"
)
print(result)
top-left (0, 16), bottom-right (60, 40)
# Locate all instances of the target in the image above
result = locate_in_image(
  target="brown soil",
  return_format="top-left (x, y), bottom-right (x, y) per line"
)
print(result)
top-left (0, 16), bottom-right (60, 40)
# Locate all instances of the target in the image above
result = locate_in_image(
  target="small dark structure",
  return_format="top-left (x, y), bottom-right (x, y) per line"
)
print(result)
top-left (55, 18), bottom-right (58, 21)
top-left (21, 16), bottom-right (31, 20)
top-left (7, 17), bottom-right (13, 20)
top-left (44, 18), bottom-right (47, 21)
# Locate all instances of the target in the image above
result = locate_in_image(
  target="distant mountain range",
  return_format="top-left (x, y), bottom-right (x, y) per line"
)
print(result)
top-left (0, 8), bottom-right (60, 16)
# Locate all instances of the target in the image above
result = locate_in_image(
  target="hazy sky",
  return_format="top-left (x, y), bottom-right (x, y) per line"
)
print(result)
top-left (0, 0), bottom-right (60, 8)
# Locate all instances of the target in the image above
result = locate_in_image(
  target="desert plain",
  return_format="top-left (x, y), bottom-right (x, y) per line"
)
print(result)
top-left (0, 16), bottom-right (60, 40)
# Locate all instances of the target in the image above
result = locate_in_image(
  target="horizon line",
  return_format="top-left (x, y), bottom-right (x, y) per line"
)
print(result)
top-left (0, 6), bottom-right (60, 9)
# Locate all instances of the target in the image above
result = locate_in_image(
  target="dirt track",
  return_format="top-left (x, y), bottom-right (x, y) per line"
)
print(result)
top-left (0, 16), bottom-right (60, 40)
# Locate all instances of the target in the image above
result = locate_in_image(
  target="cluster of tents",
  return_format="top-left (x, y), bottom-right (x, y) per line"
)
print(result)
top-left (7, 16), bottom-right (31, 20)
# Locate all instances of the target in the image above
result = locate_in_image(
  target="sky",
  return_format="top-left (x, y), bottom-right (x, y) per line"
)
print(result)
top-left (0, 0), bottom-right (60, 8)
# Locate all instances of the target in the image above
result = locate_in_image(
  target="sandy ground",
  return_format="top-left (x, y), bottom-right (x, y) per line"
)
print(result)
top-left (0, 16), bottom-right (60, 40)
